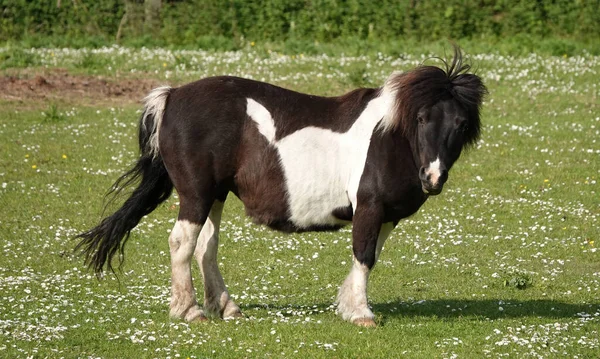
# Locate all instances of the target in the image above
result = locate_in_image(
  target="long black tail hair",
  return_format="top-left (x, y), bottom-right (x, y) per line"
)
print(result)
top-left (75, 86), bottom-right (173, 274)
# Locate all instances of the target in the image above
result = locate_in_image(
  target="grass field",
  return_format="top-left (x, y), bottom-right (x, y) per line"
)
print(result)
top-left (0, 46), bottom-right (598, 358)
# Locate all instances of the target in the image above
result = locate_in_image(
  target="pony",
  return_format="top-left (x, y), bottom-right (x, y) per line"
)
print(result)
top-left (76, 46), bottom-right (486, 327)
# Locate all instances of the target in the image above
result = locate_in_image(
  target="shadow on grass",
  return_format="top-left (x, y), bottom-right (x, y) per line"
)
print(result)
top-left (371, 299), bottom-right (598, 320)
top-left (243, 299), bottom-right (598, 320)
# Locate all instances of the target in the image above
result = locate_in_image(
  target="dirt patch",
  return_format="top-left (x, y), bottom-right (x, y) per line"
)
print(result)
top-left (0, 69), bottom-right (165, 107)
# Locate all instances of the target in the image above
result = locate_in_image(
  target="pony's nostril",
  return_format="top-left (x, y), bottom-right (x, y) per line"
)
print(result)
top-left (419, 167), bottom-right (427, 181)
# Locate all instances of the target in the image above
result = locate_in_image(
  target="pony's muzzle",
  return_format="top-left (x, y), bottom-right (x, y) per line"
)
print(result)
top-left (419, 166), bottom-right (448, 196)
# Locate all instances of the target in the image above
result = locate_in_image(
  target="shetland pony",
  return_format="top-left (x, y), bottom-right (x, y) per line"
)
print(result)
top-left (76, 46), bottom-right (486, 327)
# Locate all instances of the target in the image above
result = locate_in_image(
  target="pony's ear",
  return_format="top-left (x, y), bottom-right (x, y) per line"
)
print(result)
top-left (451, 74), bottom-right (487, 109)
top-left (451, 73), bottom-right (486, 148)
top-left (443, 46), bottom-right (487, 149)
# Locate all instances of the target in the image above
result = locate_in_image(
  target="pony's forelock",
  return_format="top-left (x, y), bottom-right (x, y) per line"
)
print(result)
top-left (380, 46), bottom-right (487, 147)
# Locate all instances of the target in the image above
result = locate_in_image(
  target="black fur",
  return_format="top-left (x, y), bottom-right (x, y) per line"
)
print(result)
top-left (385, 45), bottom-right (487, 148)
top-left (75, 110), bottom-right (173, 274)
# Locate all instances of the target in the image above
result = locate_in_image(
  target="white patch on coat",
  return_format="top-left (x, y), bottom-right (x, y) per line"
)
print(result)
top-left (194, 201), bottom-right (240, 318)
top-left (378, 71), bottom-right (402, 132)
top-left (143, 86), bottom-right (171, 158)
top-left (425, 157), bottom-right (442, 186)
top-left (245, 92), bottom-right (394, 228)
top-left (246, 98), bottom-right (276, 143)
top-left (336, 222), bottom-right (394, 322)
top-left (336, 257), bottom-right (373, 322)
top-left (168, 219), bottom-right (204, 321)
top-left (375, 222), bottom-right (395, 262)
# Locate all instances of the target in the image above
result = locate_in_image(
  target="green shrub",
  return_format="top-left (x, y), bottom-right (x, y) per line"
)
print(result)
top-left (1, 1), bottom-right (598, 49)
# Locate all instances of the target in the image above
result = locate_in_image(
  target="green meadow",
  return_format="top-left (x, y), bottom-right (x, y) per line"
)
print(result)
top-left (0, 46), bottom-right (598, 358)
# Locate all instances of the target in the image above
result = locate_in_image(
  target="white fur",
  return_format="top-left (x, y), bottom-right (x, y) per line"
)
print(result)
top-left (194, 201), bottom-right (241, 318)
top-left (425, 157), bottom-right (441, 186)
top-left (169, 219), bottom-right (203, 321)
top-left (337, 222), bottom-right (394, 322)
top-left (375, 222), bottom-right (395, 262)
top-left (246, 98), bottom-right (277, 143)
top-left (379, 72), bottom-right (402, 132)
top-left (245, 92), bottom-right (394, 228)
top-left (336, 257), bottom-right (372, 322)
top-left (143, 86), bottom-right (171, 158)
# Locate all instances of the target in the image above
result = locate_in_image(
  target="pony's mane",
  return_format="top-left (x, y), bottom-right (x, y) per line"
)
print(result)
top-left (381, 46), bottom-right (487, 147)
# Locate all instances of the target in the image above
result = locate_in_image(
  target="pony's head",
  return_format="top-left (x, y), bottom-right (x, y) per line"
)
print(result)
top-left (382, 46), bottom-right (487, 195)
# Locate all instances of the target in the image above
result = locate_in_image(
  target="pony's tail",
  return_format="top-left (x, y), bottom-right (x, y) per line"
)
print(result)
top-left (75, 86), bottom-right (173, 275)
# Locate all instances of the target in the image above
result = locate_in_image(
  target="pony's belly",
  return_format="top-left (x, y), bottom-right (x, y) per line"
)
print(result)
top-left (236, 166), bottom-right (351, 231)
top-left (284, 185), bottom-right (351, 228)
top-left (240, 183), bottom-right (350, 230)
top-left (240, 195), bottom-right (349, 233)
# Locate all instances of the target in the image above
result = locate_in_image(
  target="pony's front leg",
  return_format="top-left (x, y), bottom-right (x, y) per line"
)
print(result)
top-left (168, 219), bottom-right (206, 322)
top-left (194, 201), bottom-right (242, 319)
top-left (336, 206), bottom-right (394, 327)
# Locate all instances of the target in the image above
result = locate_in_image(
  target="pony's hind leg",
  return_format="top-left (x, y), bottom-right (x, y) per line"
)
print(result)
top-left (168, 191), bottom-right (216, 322)
top-left (194, 200), bottom-right (242, 319)
top-left (168, 217), bottom-right (206, 321)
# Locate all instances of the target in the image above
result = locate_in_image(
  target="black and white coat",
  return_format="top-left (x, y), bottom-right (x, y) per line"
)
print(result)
top-left (77, 47), bottom-right (486, 327)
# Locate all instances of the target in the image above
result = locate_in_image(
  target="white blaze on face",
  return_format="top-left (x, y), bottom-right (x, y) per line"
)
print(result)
top-left (425, 157), bottom-right (442, 186)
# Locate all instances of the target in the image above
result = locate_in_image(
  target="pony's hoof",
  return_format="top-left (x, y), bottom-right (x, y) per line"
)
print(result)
top-left (353, 317), bottom-right (377, 327)
top-left (171, 304), bottom-right (208, 323)
top-left (190, 313), bottom-right (209, 323)
top-left (222, 301), bottom-right (244, 319)
top-left (224, 310), bottom-right (244, 320)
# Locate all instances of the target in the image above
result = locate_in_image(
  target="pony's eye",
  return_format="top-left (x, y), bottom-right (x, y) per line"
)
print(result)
top-left (418, 116), bottom-right (426, 125)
